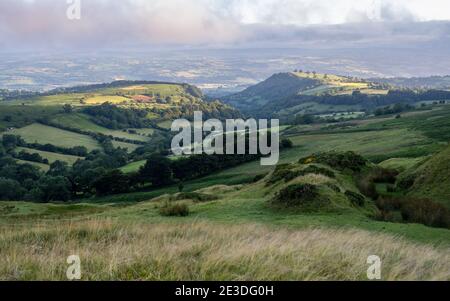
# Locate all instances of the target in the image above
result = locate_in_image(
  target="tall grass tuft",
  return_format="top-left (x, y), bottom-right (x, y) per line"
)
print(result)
top-left (0, 220), bottom-right (448, 280)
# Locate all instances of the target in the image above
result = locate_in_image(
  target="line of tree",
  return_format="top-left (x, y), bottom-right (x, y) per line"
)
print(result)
top-left (262, 89), bottom-right (450, 118)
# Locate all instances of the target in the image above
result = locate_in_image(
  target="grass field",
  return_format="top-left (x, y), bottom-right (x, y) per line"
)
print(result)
top-left (120, 160), bottom-right (146, 173)
top-left (14, 159), bottom-right (50, 171)
top-left (0, 218), bottom-right (448, 280)
top-left (157, 120), bottom-right (173, 129)
top-left (112, 140), bottom-right (140, 153)
top-left (6, 123), bottom-right (101, 151)
top-left (379, 157), bottom-right (428, 172)
top-left (16, 147), bottom-right (84, 165)
top-left (51, 114), bottom-right (151, 142)
top-left (0, 106), bottom-right (61, 130)
top-left (84, 95), bottom-right (129, 105)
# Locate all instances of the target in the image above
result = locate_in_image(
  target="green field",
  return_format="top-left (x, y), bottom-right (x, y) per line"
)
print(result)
top-left (120, 160), bottom-right (146, 173)
top-left (16, 147), bottom-right (83, 165)
top-left (112, 140), bottom-right (140, 153)
top-left (14, 159), bottom-right (50, 171)
top-left (6, 123), bottom-right (101, 151)
top-left (379, 157), bottom-right (428, 172)
top-left (51, 114), bottom-right (151, 142)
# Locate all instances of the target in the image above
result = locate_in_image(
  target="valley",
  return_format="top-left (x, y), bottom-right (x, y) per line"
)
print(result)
top-left (1, 73), bottom-right (450, 280)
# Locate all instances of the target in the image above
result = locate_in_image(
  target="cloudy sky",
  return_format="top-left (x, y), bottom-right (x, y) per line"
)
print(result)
top-left (1, 0), bottom-right (450, 49)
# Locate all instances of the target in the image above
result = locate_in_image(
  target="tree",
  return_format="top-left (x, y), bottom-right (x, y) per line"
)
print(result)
top-left (37, 176), bottom-right (72, 202)
top-left (63, 104), bottom-right (73, 114)
top-left (93, 169), bottom-right (130, 196)
top-left (2, 134), bottom-right (22, 149)
top-left (139, 155), bottom-right (174, 187)
top-left (47, 161), bottom-right (69, 177)
top-left (0, 178), bottom-right (26, 200)
top-left (281, 138), bottom-right (294, 149)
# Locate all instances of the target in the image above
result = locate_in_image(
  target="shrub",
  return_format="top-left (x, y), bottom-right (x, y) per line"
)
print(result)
top-left (281, 138), bottom-right (294, 149)
top-left (252, 174), bottom-right (266, 183)
top-left (268, 164), bottom-right (335, 184)
top-left (356, 177), bottom-right (379, 200)
top-left (401, 199), bottom-right (450, 229)
top-left (375, 197), bottom-right (450, 229)
top-left (370, 168), bottom-right (398, 184)
top-left (345, 191), bottom-right (365, 207)
top-left (326, 183), bottom-right (341, 193)
top-left (272, 183), bottom-right (319, 207)
top-left (159, 203), bottom-right (190, 217)
top-left (375, 197), bottom-right (404, 212)
top-left (267, 164), bottom-right (294, 184)
top-left (299, 151), bottom-right (367, 172)
top-left (396, 173), bottom-right (416, 190)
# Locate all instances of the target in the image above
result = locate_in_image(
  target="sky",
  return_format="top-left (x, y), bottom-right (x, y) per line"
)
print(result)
top-left (1, 0), bottom-right (450, 49)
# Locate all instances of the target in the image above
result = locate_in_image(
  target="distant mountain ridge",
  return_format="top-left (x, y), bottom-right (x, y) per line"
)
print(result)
top-left (371, 76), bottom-right (450, 90)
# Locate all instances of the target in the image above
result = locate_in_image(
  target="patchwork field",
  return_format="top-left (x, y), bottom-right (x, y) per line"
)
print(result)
top-left (120, 160), bottom-right (146, 173)
top-left (14, 159), bottom-right (50, 171)
top-left (6, 123), bottom-right (101, 151)
top-left (51, 114), bottom-right (151, 142)
top-left (112, 140), bottom-right (140, 153)
top-left (16, 147), bottom-right (84, 165)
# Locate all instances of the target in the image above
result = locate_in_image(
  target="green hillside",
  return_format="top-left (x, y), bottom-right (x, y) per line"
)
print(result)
top-left (51, 113), bottom-right (151, 142)
top-left (399, 144), bottom-right (450, 207)
top-left (222, 71), bottom-right (450, 120)
top-left (6, 123), bottom-right (101, 151)
top-left (16, 147), bottom-right (83, 165)
top-left (223, 72), bottom-right (321, 111)
top-left (223, 71), bottom-right (389, 116)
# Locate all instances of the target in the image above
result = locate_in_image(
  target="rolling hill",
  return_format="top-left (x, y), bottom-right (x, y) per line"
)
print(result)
top-left (222, 71), bottom-right (450, 120)
top-left (0, 80), bottom-right (241, 169)
top-left (399, 144), bottom-right (450, 207)
top-left (222, 71), bottom-right (388, 116)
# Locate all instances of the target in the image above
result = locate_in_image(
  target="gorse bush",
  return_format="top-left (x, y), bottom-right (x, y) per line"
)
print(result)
top-left (268, 164), bottom-right (335, 184)
top-left (299, 151), bottom-right (367, 172)
top-left (345, 190), bottom-right (365, 207)
top-left (272, 183), bottom-right (319, 207)
top-left (159, 203), bottom-right (190, 217)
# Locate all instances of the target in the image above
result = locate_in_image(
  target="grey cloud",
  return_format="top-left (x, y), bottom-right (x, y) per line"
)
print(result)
top-left (0, 0), bottom-right (449, 49)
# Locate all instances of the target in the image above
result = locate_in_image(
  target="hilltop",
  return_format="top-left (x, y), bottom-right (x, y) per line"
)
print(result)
top-left (222, 71), bottom-right (388, 116)
top-left (221, 71), bottom-right (450, 120)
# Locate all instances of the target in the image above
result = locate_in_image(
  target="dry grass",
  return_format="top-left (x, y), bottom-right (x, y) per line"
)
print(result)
top-left (0, 219), bottom-right (448, 281)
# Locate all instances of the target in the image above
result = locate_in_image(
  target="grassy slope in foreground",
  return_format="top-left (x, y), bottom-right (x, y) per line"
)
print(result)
top-left (0, 219), bottom-right (448, 280)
